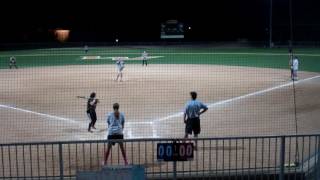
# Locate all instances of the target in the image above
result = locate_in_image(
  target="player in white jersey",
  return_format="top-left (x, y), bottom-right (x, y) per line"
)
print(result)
top-left (142, 51), bottom-right (148, 66)
top-left (84, 45), bottom-right (88, 54)
top-left (290, 56), bottom-right (299, 81)
top-left (115, 58), bottom-right (125, 82)
top-left (9, 56), bottom-right (18, 69)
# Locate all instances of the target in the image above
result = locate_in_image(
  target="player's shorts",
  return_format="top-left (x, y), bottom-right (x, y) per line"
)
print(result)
top-left (292, 69), bottom-right (298, 80)
top-left (185, 117), bottom-right (201, 135)
top-left (108, 134), bottom-right (124, 145)
top-left (87, 110), bottom-right (97, 121)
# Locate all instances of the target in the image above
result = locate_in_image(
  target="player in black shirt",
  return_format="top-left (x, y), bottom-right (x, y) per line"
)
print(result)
top-left (87, 92), bottom-right (99, 132)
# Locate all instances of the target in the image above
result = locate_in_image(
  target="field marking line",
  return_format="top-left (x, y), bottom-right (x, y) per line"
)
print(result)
top-left (2, 52), bottom-right (320, 57)
top-left (0, 104), bottom-right (157, 138)
top-left (0, 104), bottom-right (153, 125)
top-left (152, 75), bottom-right (320, 123)
top-left (0, 104), bottom-right (77, 123)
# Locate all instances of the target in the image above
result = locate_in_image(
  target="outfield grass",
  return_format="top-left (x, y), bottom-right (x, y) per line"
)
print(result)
top-left (1, 47), bottom-right (320, 72)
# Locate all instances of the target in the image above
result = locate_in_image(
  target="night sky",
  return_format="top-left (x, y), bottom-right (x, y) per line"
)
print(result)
top-left (0, 0), bottom-right (319, 43)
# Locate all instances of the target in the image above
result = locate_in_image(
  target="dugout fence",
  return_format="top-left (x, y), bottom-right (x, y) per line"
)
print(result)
top-left (0, 134), bottom-right (320, 179)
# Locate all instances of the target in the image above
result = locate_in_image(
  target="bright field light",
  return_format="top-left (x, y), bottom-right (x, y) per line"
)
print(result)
top-left (54, 29), bottom-right (70, 42)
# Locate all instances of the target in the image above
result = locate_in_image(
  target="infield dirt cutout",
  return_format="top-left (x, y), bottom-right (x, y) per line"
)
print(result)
top-left (0, 64), bottom-right (319, 143)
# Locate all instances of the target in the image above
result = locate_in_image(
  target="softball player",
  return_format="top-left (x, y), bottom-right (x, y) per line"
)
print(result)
top-left (115, 58), bottom-right (125, 82)
top-left (87, 92), bottom-right (99, 132)
top-left (9, 56), bottom-right (18, 69)
top-left (142, 51), bottom-right (148, 66)
top-left (103, 103), bottom-right (128, 165)
top-left (84, 45), bottom-right (88, 54)
top-left (291, 56), bottom-right (299, 81)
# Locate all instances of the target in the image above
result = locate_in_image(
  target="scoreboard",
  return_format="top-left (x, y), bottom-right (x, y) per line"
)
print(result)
top-left (157, 142), bottom-right (194, 161)
top-left (160, 20), bottom-right (184, 39)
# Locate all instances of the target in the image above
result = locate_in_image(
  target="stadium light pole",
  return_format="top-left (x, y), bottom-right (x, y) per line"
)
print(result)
top-left (288, 0), bottom-right (300, 167)
top-left (289, 0), bottom-right (293, 50)
top-left (269, 0), bottom-right (273, 48)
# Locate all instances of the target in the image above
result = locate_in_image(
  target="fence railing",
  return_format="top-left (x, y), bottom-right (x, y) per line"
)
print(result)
top-left (0, 134), bottom-right (320, 179)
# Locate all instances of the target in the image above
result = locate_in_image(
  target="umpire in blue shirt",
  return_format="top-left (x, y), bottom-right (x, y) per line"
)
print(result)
top-left (184, 91), bottom-right (208, 139)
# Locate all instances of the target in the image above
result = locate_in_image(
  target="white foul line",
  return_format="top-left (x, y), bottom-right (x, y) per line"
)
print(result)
top-left (152, 75), bottom-right (320, 123)
top-left (0, 104), bottom-right (156, 138)
top-left (0, 104), bottom-right (77, 123)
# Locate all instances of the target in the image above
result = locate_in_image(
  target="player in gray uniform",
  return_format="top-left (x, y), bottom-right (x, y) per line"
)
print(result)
top-left (9, 56), bottom-right (18, 69)
top-left (142, 51), bottom-right (148, 66)
top-left (84, 45), bottom-right (88, 54)
top-left (183, 91), bottom-right (208, 150)
top-left (290, 56), bottom-right (299, 81)
top-left (103, 103), bottom-right (128, 165)
top-left (115, 58), bottom-right (125, 82)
